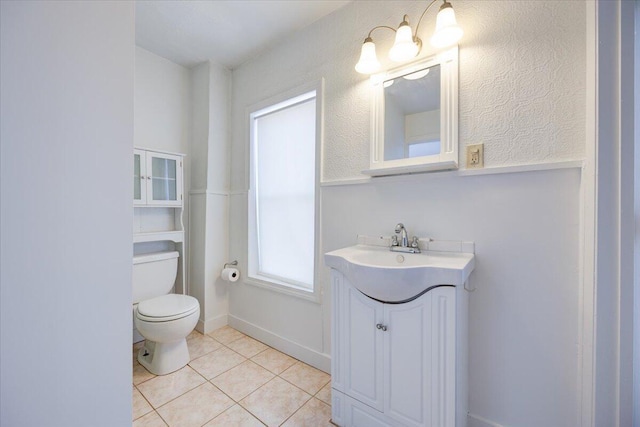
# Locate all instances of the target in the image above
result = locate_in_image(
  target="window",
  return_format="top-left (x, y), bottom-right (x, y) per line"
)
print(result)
top-left (248, 85), bottom-right (321, 299)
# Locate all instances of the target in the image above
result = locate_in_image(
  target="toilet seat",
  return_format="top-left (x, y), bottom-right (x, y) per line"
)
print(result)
top-left (136, 294), bottom-right (199, 323)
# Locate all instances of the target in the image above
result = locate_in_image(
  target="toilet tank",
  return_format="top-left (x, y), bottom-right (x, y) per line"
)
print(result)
top-left (133, 251), bottom-right (179, 304)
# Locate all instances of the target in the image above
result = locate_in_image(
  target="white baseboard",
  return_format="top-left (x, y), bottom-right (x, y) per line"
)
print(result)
top-left (228, 314), bottom-right (331, 373)
top-left (467, 413), bottom-right (504, 427)
top-left (196, 314), bottom-right (228, 335)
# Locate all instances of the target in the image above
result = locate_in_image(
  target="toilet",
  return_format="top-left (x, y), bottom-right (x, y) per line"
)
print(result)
top-left (133, 251), bottom-right (200, 375)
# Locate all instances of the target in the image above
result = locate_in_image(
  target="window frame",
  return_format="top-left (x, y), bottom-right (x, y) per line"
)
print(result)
top-left (246, 80), bottom-right (323, 303)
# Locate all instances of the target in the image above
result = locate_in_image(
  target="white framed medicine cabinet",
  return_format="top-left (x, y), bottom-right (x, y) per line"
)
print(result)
top-left (133, 148), bottom-right (186, 296)
top-left (363, 46), bottom-right (459, 176)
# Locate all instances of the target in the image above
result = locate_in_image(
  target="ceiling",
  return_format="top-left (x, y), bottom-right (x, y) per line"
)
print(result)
top-left (135, 0), bottom-right (351, 69)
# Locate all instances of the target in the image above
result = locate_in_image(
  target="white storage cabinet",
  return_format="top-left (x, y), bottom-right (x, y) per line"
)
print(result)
top-left (330, 271), bottom-right (467, 427)
top-left (134, 148), bottom-right (183, 206)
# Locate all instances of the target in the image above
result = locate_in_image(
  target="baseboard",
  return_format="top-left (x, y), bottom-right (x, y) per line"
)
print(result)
top-left (228, 314), bottom-right (331, 373)
top-left (196, 314), bottom-right (228, 335)
top-left (467, 413), bottom-right (504, 427)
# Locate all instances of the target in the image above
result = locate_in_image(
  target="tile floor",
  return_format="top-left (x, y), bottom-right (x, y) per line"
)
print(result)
top-left (133, 326), bottom-right (333, 427)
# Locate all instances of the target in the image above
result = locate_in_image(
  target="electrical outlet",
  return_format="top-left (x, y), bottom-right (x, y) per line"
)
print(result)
top-left (466, 143), bottom-right (484, 168)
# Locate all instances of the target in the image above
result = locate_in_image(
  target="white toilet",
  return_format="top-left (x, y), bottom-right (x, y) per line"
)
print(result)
top-left (133, 251), bottom-right (200, 375)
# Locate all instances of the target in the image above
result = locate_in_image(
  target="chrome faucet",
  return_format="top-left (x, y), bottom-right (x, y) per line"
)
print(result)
top-left (391, 223), bottom-right (420, 253)
top-left (395, 223), bottom-right (408, 247)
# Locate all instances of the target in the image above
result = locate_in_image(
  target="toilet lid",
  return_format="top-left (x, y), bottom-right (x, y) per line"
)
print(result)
top-left (137, 294), bottom-right (199, 322)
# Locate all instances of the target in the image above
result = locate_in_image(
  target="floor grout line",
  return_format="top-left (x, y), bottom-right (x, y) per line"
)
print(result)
top-left (134, 327), bottom-right (331, 427)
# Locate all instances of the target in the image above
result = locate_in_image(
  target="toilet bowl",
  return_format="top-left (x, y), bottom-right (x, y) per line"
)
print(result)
top-left (133, 251), bottom-right (200, 376)
top-left (135, 293), bottom-right (200, 375)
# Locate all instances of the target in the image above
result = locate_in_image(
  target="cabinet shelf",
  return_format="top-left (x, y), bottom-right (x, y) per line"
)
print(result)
top-left (133, 230), bottom-right (184, 244)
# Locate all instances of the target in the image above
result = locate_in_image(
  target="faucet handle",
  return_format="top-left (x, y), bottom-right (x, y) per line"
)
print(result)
top-left (411, 236), bottom-right (419, 248)
top-left (391, 235), bottom-right (399, 246)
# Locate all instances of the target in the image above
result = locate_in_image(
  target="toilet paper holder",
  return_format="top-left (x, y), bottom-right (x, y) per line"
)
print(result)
top-left (224, 260), bottom-right (238, 268)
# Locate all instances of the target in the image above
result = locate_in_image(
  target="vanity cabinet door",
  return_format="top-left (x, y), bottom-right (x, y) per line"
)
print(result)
top-left (384, 293), bottom-right (432, 427)
top-left (343, 284), bottom-right (384, 411)
top-left (383, 286), bottom-right (455, 427)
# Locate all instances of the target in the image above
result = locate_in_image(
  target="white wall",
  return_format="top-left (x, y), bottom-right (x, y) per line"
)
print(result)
top-left (135, 47), bottom-right (191, 157)
top-left (189, 61), bottom-right (232, 333)
top-left (134, 49), bottom-right (191, 236)
top-left (228, 1), bottom-right (586, 426)
top-left (0, 1), bottom-right (134, 425)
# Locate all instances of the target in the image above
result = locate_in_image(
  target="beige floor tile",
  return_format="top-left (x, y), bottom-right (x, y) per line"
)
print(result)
top-left (212, 360), bottom-right (274, 401)
top-left (280, 362), bottom-right (331, 395)
top-left (227, 336), bottom-right (269, 358)
top-left (133, 410), bottom-right (168, 427)
top-left (203, 404), bottom-right (265, 427)
top-left (156, 382), bottom-right (234, 427)
top-left (189, 346), bottom-right (246, 379)
top-left (240, 377), bottom-right (311, 427)
top-left (133, 363), bottom-right (157, 385)
top-left (186, 331), bottom-right (223, 359)
top-left (208, 325), bottom-right (246, 345)
top-left (315, 382), bottom-right (331, 405)
top-left (282, 397), bottom-right (332, 427)
top-left (251, 348), bottom-right (296, 375)
top-left (133, 386), bottom-right (154, 420)
top-left (137, 366), bottom-right (206, 408)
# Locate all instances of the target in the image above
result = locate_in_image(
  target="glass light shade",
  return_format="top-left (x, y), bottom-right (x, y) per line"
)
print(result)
top-left (388, 23), bottom-right (419, 62)
top-left (430, 4), bottom-right (463, 48)
top-left (355, 39), bottom-right (381, 74)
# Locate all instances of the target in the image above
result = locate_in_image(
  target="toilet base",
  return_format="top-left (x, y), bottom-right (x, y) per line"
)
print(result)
top-left (138, 338), bottom-right (190, 375)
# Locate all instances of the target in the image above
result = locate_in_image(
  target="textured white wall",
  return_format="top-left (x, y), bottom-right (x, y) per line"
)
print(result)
top-left (458, 1), bottom-right (585, 167)
top-left (0, 1), bottom-right (134, 425)
top-left (229, 1), bottom-right (586, 425)
top-left (231, 0), bottom-right (585, 187)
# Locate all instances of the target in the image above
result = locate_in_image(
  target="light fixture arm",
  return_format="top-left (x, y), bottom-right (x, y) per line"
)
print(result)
top-left (414, 0), bottom-right (442, 39)
top-left (365, 25), bottom-right (397, 40)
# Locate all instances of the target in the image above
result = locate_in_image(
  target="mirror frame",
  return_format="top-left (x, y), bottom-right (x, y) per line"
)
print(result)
top-left (363, 46), bottom-right (459, 176)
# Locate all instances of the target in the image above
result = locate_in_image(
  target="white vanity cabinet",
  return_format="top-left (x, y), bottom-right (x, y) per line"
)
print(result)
top-left (331, 271), bottom-right (465, 427)
top-left (134, 148), bottom-right (183, 207)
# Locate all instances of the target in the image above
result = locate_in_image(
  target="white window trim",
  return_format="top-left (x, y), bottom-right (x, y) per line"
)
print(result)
top-left (246, 79), bottom-right (324, 303)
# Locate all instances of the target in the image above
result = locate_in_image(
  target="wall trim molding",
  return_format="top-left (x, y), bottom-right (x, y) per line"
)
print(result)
top-left (228, 314), bottom-right (331, 373)
top-left (319, 160), bottom-right (584, 188)
top-left (196, 314), bottom-right (228, 335)
top-left (467, 413), bottom-right (505, 427)
top-left (578, 3), bottom-right (597, 426)
top-left (189, 189), bottom-right (230, 196)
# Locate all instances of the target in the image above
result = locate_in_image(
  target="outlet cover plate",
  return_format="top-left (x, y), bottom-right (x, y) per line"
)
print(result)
top-left (466, 143), bottom-right (484, 168)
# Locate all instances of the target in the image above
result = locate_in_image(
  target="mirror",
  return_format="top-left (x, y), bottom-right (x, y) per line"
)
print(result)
top-left (364, 47), bottom-right (458, 176)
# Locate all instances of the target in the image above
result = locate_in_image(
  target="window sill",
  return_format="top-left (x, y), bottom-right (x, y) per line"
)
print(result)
top-left (244, 275), bottom-right (321, 304)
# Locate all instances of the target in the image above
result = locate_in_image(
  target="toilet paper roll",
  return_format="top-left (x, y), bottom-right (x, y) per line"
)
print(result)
top-left (221, 267), bottom-right (239, 282)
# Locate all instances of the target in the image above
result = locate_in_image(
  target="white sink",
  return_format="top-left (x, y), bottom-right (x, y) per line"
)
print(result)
top-left (325, 244), bottom-right (475, 302)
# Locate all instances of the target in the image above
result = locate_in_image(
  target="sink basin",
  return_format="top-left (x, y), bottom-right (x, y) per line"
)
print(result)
top-left (324, 244), bottom-right (475, 302)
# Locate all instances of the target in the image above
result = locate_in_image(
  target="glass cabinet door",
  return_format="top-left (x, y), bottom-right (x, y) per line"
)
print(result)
top-left (146, 153), bottom-right (182, 206)
top-left (133, 149), bottom-right (146, 205)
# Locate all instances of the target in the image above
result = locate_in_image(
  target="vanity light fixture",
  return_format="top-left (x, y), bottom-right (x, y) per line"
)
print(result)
top-left (355, 0), bottom-right (463, 74)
